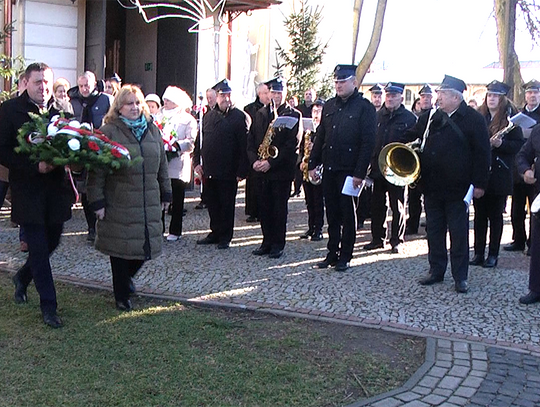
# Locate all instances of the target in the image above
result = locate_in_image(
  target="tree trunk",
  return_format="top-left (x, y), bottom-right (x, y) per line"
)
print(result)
top-left (494, 0), bottom-right (524, 104)
top-left (351, 0), bottom-right (364, 63)
top-left (355, 0), bottom-right (387, 84)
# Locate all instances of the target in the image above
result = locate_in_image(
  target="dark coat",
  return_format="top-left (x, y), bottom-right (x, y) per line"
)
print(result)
top-left (247, 102), bottom-right (301, 181)
top-left (87, 118), bottom-right (172, 261)
top-left (0, 91), bottom-right (73, 225)
top-left (369, 103), bottom-right (417, 180)
top-left (244, 98), bottom-right (264, 122)
top-left (483, 115), bottom-right (524, 196)
top-left (522, 104), bottom-right (540, 125)
top-left (308, 88), bottom-right (377, 179)
top-left (297, 102), bottom-right (313, 118)
top-left (516, 124), bottom-right (540, 195)
top-left (405, 101), bottom-right (491, 200)
top-left (68, 87), bottom-right (113, 129)
top-left (194, 106), bottom-right (250, 180)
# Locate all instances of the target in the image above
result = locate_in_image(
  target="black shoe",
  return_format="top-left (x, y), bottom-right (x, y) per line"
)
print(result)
top-left (482, 255), bottom-right (498, 268)
top-left (357, 221), bottom-right (365, 229)
top-left (268, 249), bottom-right (283, 259)
top-left (419, 274), bottom-right (444, 286)
top-left (469, 255), bottom-right (484, 266)
top-left (252, 246), bottom-right (271, 256)
top-left (527, 247), bottom-right (531, 256)
top-left (455, 280), bottom-right (469, 293)
top-left (504, 242), bottom-right (525, 252)
top-left (404, 228), bottom-right (417, 236)
top-left (519, 291), bottom-right (540, 304)
top-left (195, 203), bottom-right (207, 210)
top-left (217, 242), bottom-right (230, 250)
top-left (197, 236), bottom-right (218, 245)
top-left (246, 216), bottom-right (259, 223)
top-left (116, 299), bottom-right (133, 312)
top-left (315, 255), bottom-right (338, 269)
top-left (391, 244), bottom-right (402, 254)
top-left (43, 313), bottom-right (63, 328)
top-left (12, 275), bottom-right (28, 304)
top-left (364, 241), bottom-right (384, 250)
top-left (311, 231), bottom-right (323, 241)
top-left (300, 229), bottom-right (313, 239)
top-left (334, 260), bottom-right (350, 272)
top-left (87, 229), bottom-right (96, 242)
top-left (129, 278), bottom-right (136, 294)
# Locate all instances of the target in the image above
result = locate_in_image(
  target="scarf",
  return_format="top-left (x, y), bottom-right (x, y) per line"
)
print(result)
top-left (120, 115), bottom-right (148, 141)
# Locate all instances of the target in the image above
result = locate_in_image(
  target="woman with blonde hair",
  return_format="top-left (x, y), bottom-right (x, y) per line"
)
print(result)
top-left (51, 78), bottom-right (74, 114)
top-left (87, 85), bottom-right (172, 311)
top-left (155, 86), bottom-right (197, 241)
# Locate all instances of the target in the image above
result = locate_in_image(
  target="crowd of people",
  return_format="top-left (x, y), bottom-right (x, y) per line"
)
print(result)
top-left (1, 60), bottom-right (540, 328)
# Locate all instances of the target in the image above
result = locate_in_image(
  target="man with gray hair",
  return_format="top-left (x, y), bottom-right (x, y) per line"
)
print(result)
top-left (406, 75), bottom-right (491, 293)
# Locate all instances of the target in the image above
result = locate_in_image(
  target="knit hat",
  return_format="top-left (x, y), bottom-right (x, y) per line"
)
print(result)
top-left (145, 93), bottom-right (161, 107)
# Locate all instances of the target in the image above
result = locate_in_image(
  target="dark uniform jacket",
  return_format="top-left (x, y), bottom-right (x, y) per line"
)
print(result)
top-left (247, 102), bottom-right (301, 181)
top-left (522, 104), bottom-right (540, 125)
top-left (0, 91), bottom-right (73, 225)
top-left (369, 103), bottom-right (417, 180)
top-left (516, 124), bottom-right (540, 195)
top-left (244, 97), bottom-right (264, 122)
top-left (405, 101), bottom-right (491, 200)
top-left (194, 106), bottom-right (250, 180)
top-left (483, 114), bottom-right (524, 196)
top-left (297, 102), bottom-right (312, 118)
top-left (308, 88), bottom-right (377, 179)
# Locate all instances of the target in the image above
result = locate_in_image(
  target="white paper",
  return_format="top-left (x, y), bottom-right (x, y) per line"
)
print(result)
top-left (272, 116), bottom-right (299, 130)
top-left (302, 118), bottom-right (314, 132)
top-left (509, 112), bottom-right (537, 129)
top-left (531, 193), bottom-right (540, 214)
top-left (342, 176), bottom-right (364, 197)
top-left (463, 184), bottom-right (474, 207)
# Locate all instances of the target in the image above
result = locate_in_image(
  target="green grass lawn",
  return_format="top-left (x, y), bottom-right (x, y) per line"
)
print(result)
top-left (0, 272), bottom-right (424, 407)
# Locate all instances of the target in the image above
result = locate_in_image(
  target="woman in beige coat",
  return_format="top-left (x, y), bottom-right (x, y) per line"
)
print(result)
top-left (87, 85), bottom-right (172, 311)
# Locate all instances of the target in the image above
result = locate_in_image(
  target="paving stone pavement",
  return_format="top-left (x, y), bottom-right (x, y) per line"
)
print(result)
top-left (1, 187), bottom-right (540, 406)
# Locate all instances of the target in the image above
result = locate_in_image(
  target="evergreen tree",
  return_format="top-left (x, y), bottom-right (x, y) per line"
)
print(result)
top-left (0, 22), bottom-right (25, 102)
top-left (274, 0), bottom-right (328, 100)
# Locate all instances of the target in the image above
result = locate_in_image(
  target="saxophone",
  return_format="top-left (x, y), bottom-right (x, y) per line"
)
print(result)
top-left (302, 130), bottom-right (312, 182)
top-left (258, 102), bottom-right (279, 160)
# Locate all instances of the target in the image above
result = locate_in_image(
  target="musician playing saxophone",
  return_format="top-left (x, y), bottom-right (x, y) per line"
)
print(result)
top-left (470, 80), bottom-right (524, 269)
top-left (246, 77), bottom-right (301, 259)
top-left (298, 98), bottom-right (325, 241)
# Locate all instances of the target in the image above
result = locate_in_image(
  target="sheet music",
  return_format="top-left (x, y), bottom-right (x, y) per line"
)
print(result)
top-left (272, 116), bottom-right (299, 130)
top-left (302, 118), bottom-right (315, 132)
top-left (510, 112), bottom-right (537, 129)
top-left (463, 184), bottom-right (474, 208)
top-left (342, 176), bottom-right (365, 197)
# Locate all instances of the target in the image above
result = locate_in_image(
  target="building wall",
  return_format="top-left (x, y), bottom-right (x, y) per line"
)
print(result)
top-left (9, 0), bottom-right (84, 87)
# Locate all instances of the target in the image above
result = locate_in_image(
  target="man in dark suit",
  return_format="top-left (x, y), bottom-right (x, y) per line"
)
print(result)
top-left (364, 82), bottom-right (417, 253)
top-left (0, 62), bottom-right (73, 327)
top-left (247, 78), bottom-right (301, 258)
top-left (308, 65), bottom-right (377, 271)
top-left (409, 75), bottom-right (491, 293)
top-left (194, 79), bottom-right (250, 249)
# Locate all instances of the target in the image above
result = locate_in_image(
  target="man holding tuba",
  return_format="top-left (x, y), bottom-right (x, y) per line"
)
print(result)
top-left (409, 75), bottom-right (491, 293)
top-left (309, 64), bottom-right (377, 272)
top-left (364, 82), bottom-right (417, 254)
top-left (247, 77), bottom-right (301, 259)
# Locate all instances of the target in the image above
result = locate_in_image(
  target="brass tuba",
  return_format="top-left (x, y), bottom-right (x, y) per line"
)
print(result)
top-left (258, 102), bottom-right (279, 160)
top-left (378, 141), bottom-right (421, 187)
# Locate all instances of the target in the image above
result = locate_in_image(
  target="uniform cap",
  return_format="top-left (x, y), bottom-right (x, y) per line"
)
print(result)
top-left (333, 64), bottom-right (357, 82)
top-left (212, 79), bottom-right (232, 94)
top-left (486, 80), bottom-right (510, 95)
top-left (384, 82), bottom-right (405, 94)
top-left (418, 84), bottom-right (433, 95)
top-left (436, 74), bottom-right (467, 93)
top-left (368, 84), bottom-right (383, 94)
top-left (266, 77), bottom-right (286, 92)
top-left (523, 79), bottom-right (540, 91)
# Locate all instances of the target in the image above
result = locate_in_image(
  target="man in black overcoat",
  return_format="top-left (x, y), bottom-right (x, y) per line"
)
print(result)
top-left (247, 77), bottom-right (301, 258)
top-left (0, 63), bottom-right (73, 327)
top-left (409, 75), bottom-right (491, 293)
top-left (308, 64), bottom-right (377, 271)
top-left (194, 79), bottom-right (250, 249)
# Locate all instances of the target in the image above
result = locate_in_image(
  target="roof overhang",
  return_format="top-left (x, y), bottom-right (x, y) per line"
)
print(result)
top-left (224, 0), bottom-right (281, 12)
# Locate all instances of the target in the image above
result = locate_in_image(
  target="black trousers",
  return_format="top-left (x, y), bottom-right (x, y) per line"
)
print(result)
top-left (370, 178), bottom-right (406, 247)
top-left (528, 214), bottom-right (540, 293)
top-left (424, 194), bottom-right (469, 283)
top-left (323, 171), bottom-right (357, 262)
top-left (245, 172), bottom-right (259, 218)
top-left (14, 223), bottom-right (63, 314)
top-left (205, 178), bottom-right (238, 244)
top-left (110, 257), bottom-right (144, 302)
top-left (472, 194), bottom-right (507, 257)
top-left (303, 181), bottom-right (324, 233)
top-left (406, 185), bottom-right (423, 232)
top-left (81, 193), bottom-right (97, 233)
top-left (258, 179), bottom-right (290, 251)
top-left (510, 182), bottom-right (535, 248)
top-left (292, 167), bottom-right (303, 195)
top-left (168, 179), bottom-right (188, 236)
